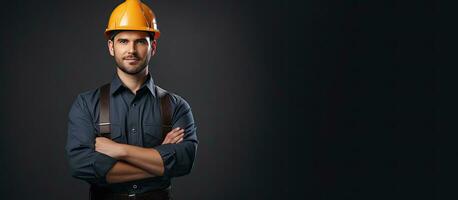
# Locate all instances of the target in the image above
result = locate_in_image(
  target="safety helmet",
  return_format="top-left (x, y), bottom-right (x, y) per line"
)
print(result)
top-left (105, 0), bottom-right (160, 40)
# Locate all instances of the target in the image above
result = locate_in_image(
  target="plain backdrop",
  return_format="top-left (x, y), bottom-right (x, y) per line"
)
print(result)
top-left (0, 0), bottom-right (440, 199)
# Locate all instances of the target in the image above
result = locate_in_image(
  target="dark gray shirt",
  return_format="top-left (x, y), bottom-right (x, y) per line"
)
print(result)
top-left (66, 73), bottom-right (198, 193)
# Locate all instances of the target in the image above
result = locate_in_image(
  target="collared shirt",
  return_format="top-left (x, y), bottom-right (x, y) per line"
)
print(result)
top-left (66, 73), bottom-right (198, 194)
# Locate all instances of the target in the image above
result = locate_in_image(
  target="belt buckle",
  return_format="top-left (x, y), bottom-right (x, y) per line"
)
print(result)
top-left (128, 193), bottom-right (136, 199)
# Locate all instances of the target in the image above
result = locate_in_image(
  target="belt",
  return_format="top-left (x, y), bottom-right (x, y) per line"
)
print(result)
top-left (90, 185), bottom-right (172, 200)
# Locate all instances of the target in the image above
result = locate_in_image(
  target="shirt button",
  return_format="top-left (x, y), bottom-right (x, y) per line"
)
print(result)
top-left (132, 103), bottom-right (136, 107)
top-left (131, 128), bottom-right (136, 134)
top-left (132, 184), bottom-right (137, 189)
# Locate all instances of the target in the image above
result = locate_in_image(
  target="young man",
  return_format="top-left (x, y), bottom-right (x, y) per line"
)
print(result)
top-left (66, 1), bottom-right (198, 199)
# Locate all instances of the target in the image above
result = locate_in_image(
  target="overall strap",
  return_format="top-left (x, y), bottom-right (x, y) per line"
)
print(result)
top-left (99, 83), bottom-right (111, 137)
top-left (98, 83), bottom-right (172, 139)
top-left (156, 85), bottom-right (173, 138)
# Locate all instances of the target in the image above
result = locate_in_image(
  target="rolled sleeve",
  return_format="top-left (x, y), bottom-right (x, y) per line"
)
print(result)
top-left (154, 144), bottom-right (177, 177)
top-left (154, 96), bottom-right (198, 178)
top-left (93, 152), bottom-right (118, 182)
top-left (66, 94), bottom-right (117, 185)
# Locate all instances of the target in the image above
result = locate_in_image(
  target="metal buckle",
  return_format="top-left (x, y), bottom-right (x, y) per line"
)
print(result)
top-left (128, 193), bottom-right (136, 199)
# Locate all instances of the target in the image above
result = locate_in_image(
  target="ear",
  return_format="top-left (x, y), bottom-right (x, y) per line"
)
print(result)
top-left (151, 40), bottom-right (157, 56)
top-left (108, 40), bottom-right (114, 56)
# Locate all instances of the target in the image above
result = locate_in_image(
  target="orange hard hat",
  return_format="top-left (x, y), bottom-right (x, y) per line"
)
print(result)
top-left (105, 0), bottom-right (160, 40)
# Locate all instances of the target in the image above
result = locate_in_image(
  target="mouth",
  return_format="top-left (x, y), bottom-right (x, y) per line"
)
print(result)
top-left (124, 57), bottom-right (140, 64)
top-left (124, 57), bottom-right (139, 60)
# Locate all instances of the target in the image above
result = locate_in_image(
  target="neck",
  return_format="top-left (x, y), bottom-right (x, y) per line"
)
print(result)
top-left (116, 67), bottom-right (149, 94)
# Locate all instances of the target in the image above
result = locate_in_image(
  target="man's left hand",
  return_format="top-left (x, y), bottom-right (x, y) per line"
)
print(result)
top-left (95, 137), bottom-right (125, 159)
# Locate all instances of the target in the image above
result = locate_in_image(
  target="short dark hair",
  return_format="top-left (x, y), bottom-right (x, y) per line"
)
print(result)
top-left (109, 31), bottom-right (155, 41)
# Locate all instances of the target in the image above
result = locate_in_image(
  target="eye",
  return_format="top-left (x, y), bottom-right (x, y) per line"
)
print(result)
top-left (118, 39), bottom-right (128, 44)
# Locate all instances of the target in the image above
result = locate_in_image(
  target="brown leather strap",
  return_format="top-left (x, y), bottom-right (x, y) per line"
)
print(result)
top-left (98, 84), bottom-right (171, 139)
top-left (156, 85), bottom-right (172, 139)
top-left (99, 83), bottom-right (111, 137)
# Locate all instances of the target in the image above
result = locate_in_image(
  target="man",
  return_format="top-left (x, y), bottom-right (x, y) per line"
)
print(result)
top-left (65, 0), bottom-right (198, 199)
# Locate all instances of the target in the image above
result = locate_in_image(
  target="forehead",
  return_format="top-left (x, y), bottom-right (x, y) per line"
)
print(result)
top-left (114, 31), bottom-right (150, 40)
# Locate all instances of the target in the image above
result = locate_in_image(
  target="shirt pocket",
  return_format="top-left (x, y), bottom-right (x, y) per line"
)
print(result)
top-left (142, 124), bottom-right (163, 147)
top-left (110, 125), bottom-right (124, 143)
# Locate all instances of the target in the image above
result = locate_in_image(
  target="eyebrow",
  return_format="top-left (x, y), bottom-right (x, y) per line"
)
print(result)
top-left (116, 38), bottom-right (148, 42)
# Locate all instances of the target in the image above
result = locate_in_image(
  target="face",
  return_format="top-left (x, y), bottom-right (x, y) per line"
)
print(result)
top-left (108, 31), bottom-right (157, 75)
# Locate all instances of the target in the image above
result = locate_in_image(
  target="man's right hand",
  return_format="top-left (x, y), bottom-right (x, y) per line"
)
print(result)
top-left (162, 127), bottom-right (185, 144)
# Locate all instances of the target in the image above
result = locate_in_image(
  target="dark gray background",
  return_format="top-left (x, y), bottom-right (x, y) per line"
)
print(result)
top-left (0, 0), bottom-right (441, 199)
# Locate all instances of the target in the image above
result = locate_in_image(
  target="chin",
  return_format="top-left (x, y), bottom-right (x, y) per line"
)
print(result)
top-left (119, 66), bottom-right (146, 75)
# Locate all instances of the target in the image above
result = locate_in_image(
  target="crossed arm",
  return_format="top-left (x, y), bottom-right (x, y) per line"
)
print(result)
top-left (67, 94), bottom-right (198, 185)
top-left (95, 128), bottom-right (185, 183)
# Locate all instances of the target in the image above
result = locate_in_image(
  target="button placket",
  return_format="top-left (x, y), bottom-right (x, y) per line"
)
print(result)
top-left (127, 98), bottom-right (140, 145)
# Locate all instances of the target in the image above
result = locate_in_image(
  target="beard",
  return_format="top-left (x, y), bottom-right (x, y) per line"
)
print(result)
top-left (114, 52), bottom-right (149, 75)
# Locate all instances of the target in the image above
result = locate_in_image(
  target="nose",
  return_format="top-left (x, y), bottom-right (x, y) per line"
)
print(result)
top-left (127, 42), bottom-right (136, 54)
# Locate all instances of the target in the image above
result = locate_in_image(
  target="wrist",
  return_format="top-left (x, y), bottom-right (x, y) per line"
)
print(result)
top-left (117, 143), bottom-right (128, 159)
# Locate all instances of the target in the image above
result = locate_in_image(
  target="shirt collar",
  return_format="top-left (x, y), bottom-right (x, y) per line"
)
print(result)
top-left (110, 73), bottom-right (157, 98)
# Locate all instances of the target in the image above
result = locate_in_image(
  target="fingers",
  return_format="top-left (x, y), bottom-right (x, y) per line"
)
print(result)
top-left (95, 137), bottom-right (107, 143)
top-left (166, 128), bottom-right (184, 141)
top-left (170, 132), bottom-right (184, 144)
top-left (162, 127), bottom-right (185, 144)
top-left (169, 128), bottom-right (184, 137)
top-left (162, 128), bottom-right (178, 144)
